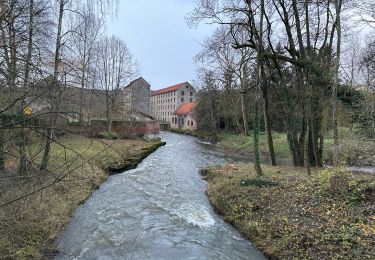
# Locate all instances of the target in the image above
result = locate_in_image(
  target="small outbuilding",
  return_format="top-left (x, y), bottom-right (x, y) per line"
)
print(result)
top-left (171, 102), bottom-right (198, 131)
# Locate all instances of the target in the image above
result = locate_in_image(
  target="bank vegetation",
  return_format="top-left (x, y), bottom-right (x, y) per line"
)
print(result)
top-left (201, 164), bottom-right (375, 259)
top-left (0, 135), bottom-right (163, 258)
top-left (0, 0), bottom-right (147, 258)
top-left (189, 0), bottom-right (375, 258)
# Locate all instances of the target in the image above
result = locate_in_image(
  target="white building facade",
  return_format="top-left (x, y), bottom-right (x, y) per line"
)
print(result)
top-left (150, 82), bottom-right (196, 123)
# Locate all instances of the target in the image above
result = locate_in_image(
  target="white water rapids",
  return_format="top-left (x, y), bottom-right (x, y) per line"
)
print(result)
top-left (55, 132), bottom-right (266, 260)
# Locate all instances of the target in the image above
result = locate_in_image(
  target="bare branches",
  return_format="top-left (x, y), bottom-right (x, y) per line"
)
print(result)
top-left (0, 0), bottom-right (136, 211)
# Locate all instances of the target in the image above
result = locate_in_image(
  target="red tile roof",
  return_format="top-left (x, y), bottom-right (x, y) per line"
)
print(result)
top-left (174, 102), bottom-right (197, 116)
top-left (150, 82), bottom-right (187, 96)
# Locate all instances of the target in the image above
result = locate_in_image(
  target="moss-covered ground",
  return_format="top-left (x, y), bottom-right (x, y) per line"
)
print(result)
top-left (0, 135), bottom-right (163, 259)
top-left (201, 164), bottom-right (375, 259)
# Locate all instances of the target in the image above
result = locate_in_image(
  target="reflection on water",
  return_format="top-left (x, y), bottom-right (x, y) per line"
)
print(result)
top-left (55, 132), bottom-right (266, 260)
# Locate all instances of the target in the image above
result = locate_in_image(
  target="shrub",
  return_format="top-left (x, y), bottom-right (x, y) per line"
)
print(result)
top-left (97, 131), bottom-right (119, 140)
top-left (319, 167), bottom-right (352, 195)
top-left (319, 168), bottom-right (333, 191)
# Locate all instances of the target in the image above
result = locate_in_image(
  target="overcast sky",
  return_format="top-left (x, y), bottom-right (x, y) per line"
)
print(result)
top-left (107, 0), bottom-right (214, 90)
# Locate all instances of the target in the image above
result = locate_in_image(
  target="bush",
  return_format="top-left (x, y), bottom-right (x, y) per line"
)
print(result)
top-left (97, 131), bottom-right (119, 140)
top-left (319, 167), bottom-right (352, 195)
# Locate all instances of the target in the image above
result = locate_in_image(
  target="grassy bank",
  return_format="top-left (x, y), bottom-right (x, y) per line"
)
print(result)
top-left (201, 164), bottom-right (375, 259)
top-left (0, 135), bottom-right (164, 259)
top-left (217, 132), bottom-right (290, 159)
top-left (169, 128), bottom-right (217, 141)
top-left (216, 128), bottom-right (375, 166)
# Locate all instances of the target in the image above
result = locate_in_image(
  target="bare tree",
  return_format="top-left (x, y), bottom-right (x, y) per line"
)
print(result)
top-left (40, 0), bottom-right (118, 170)
top-left (190, 0), bottom-right (347, 169)
top-left (195, 28), bottom-right (257, 135)
top-left (332, 0), bottom-right (343, 166)
top-left (96, 35), bottom-right (138, 132)
top-left (68, 3), bottom-right (103, 125)
top-left (40, 0), bottom-right (66, 171)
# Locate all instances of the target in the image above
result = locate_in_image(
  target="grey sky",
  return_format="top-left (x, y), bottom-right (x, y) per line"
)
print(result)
top-left (107, 0), bottom-right (214, 90)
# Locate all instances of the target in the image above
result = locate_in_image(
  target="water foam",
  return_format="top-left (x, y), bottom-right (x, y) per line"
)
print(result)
top-left (173, 203), bottom-right (215, 228)
top-left (198, 141), bottom-right (213, 146)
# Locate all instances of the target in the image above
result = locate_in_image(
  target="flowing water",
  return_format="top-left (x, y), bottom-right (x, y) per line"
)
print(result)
top-left (55, 132), bottom-right (266, 260)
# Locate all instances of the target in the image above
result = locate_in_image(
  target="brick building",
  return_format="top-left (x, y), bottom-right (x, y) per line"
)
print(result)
top-left (172, 102), bottom-right (198, 130)
top-left (150, 82), bottom-right (196, 123)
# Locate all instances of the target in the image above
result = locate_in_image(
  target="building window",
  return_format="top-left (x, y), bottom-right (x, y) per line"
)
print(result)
top-left (190, 92), bottom-right (193, 96)
top-left (181, 98), bottom-right (184, 102)
top-left (181, 118), bottom-right (184, 125)
top-left (190, 98), bottom-right (193, 102)
top-left (181, 91), bottom-right (184, 95)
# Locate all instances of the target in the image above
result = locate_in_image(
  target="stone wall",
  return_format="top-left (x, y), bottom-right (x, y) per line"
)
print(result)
top-left (87, 120), bottom-right (160, 137)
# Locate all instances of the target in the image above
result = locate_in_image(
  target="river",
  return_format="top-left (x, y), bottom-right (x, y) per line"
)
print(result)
top-left (55, 132), bottom-right (266, 260)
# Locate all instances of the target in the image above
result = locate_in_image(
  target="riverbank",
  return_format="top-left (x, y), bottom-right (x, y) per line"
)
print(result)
top-left (215, 129), bottom-right (375, 166)
top-left (0, 135), bottom-right (164, 259)
top-left (169, 128), bottom-right (217, 142)
top-left (201, 164), bottom-right (375, 259)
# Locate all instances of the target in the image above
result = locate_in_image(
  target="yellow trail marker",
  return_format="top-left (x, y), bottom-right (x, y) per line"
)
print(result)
top-left (23, 106), bottom-right (32, 115)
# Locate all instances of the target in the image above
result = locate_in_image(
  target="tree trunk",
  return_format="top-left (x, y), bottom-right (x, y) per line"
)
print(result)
top-left (79, 89), bottom-right (85, 124)
top-left (298, 116), bottom-right (306, 166)
top-left (305, 117), bottom-right (311, 175)
top-left (287, 129), bottom-right (301, 166)
top-left (318, 132), bottom-right (324, 166)
top-left (208, 85), bottom-right (217, 136)
top-left (19, 0), bottom-right (34, 175)
top-left (107, 98), bottom-right (113, 133)
top-left (40, 0), bottom-right (64, 171)
top-left (332, 0), bottom-right (342, 166)
top-left (0, 118), bottom-right (4, 173)
top-left (79, 43), bottom-right (87, 125)
top-left (262, 82), bottom-right (276, 165)
top-left (310, 115), bottom-right (322, 167)
top-left (240, 91), bottom-right (249, 136)
top-left (253, 0), bottom-right (264, 176)
top-left (19, 100), bottom-right (27, 175)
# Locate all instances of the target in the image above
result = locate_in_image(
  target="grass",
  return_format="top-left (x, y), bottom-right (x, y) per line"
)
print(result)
top-left (217, 132), bottom-right (291, 159)
top-left (216, 128), bottom-right (375, 166)
top-left (201, 164), bottom-right (375, 259)
top-left (0, 135), bottom-right (163, 259)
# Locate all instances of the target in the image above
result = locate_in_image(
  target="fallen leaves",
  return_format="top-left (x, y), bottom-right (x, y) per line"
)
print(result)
top-left (203, 164), bottom-right (375, 259)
